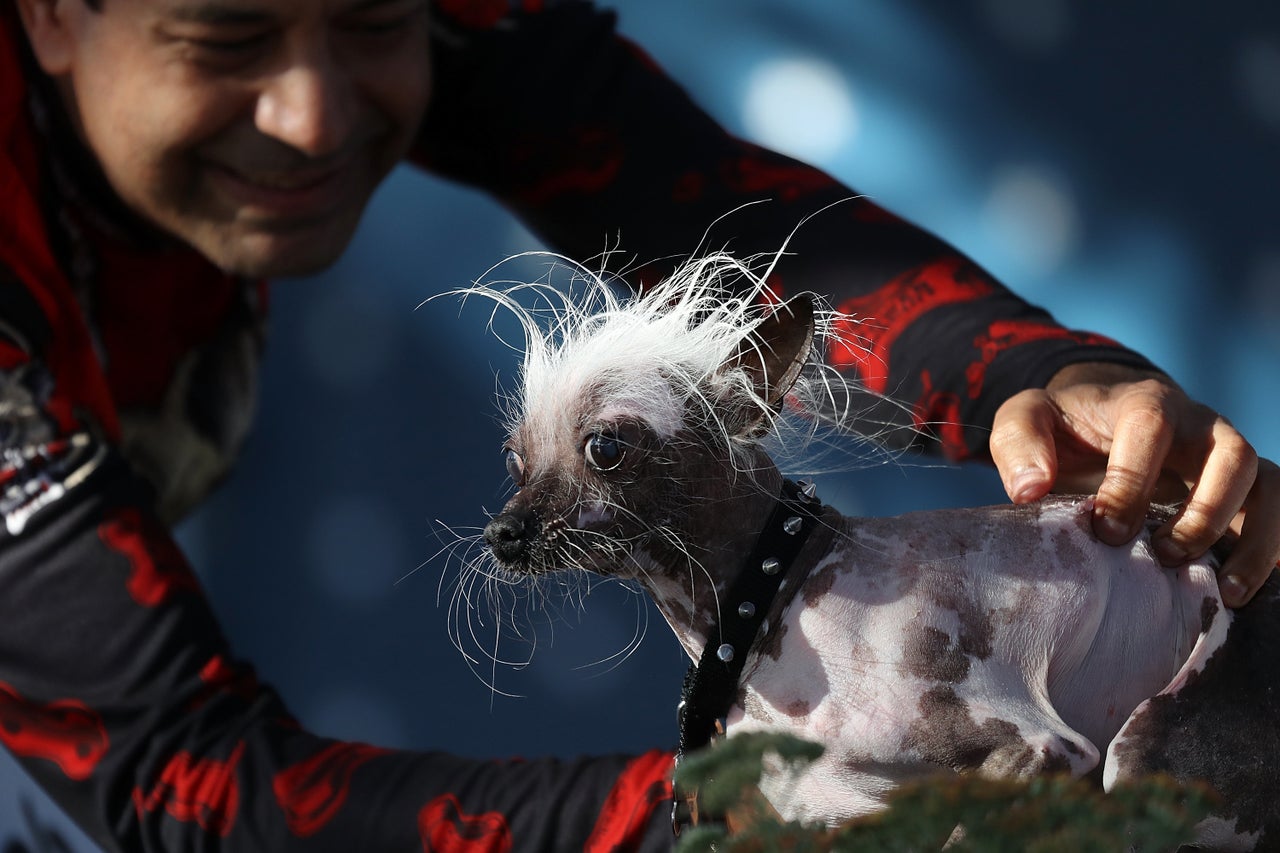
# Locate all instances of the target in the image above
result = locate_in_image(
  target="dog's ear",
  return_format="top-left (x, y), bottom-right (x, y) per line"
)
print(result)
top-left (721, 293), bottom-right (816, 436)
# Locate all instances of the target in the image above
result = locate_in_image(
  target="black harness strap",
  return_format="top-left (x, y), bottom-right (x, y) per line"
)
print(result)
top-left (671, 478), bottom-right (822, 833)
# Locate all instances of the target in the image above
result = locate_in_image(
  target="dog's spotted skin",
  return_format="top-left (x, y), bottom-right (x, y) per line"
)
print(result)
top-left (729, 498), bottom-right (1212, 822)
top-left (474, 274), bottom-right (1278, 851)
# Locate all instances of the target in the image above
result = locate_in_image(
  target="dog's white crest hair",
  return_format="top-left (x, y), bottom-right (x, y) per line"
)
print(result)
top-left (439, 251), bottom-right (890, 474)
top-left (422, 249), bottom-right (909, 691)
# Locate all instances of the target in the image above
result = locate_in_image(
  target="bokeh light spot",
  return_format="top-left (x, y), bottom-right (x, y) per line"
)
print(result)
top-left (982, 165), bottom-right (1080, 278)
top-left (742, 56), bottom-right (858, 165)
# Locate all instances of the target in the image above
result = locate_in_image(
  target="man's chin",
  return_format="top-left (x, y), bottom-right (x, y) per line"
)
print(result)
top-left (193, 222), bottom-right (356, 279)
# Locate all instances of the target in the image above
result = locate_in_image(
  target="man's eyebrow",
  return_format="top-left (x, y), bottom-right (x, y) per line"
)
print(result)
top-left (163, 0), bottom-right (423, 25)
top-left (165, 4), bottom-right (275, 26)
top-left (340, 0), bottom-right (429, 14)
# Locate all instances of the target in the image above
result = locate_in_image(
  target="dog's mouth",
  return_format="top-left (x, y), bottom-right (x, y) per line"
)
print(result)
top-left (483, 504), bottom-right (631, 575)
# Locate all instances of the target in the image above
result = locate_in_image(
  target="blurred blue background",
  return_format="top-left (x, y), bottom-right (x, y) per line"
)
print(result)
top-left (5, 0), bottom-right (1278, 846)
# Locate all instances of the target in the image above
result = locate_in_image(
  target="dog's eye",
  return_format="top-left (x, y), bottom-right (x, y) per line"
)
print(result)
top-left (503, 449), bottom-right (526, 485)
top-left (584, 433), bottom-right (624, 470)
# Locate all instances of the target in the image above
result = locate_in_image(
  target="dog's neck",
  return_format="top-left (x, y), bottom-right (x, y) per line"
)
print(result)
top-left (633, 458), bottom-right (838, 662)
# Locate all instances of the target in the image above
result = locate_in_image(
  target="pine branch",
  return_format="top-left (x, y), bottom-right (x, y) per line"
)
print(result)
top-left (673, 731), bottom-right (1215, 853)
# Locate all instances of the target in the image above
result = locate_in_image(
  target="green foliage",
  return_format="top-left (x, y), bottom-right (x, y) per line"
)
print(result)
top-left (675, 731), bottom-right (824, 817)
top-left (673, 731), bottom-right (1216, 853)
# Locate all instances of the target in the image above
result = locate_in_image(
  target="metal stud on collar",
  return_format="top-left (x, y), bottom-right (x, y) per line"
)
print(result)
top-left (674, 478), bottom-right (823, 836)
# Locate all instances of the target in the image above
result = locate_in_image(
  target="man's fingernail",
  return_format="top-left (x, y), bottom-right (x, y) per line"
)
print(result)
top-left (1221, 575), bottom-right (1248, 607)
top-left (1009, 469), bottom-right (1044, 503)
top-left (1095, 512), bottom-right (1131, 543)
top-left (1153, 536), bottom-right (1187, 565)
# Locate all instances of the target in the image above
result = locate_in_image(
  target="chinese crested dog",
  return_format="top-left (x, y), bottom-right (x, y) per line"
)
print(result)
top-left (455, 255), bottom-right (1278, 851)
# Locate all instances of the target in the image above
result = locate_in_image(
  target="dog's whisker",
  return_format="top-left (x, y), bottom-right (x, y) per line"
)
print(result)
top-left (571, 585), bottom-right (650, 676)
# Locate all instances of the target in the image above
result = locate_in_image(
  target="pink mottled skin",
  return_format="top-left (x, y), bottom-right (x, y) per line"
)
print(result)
top-left (724, 496), bottom-right (1219, 824)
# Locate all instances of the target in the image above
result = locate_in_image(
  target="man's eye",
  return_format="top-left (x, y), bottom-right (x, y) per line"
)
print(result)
top-left (177, 27), bottom-right (273, 54)
top-left (584, 433), bottom-right (625, 471)
top-left (196, 35), bottom-right (268, 52)
top-left (174, 30), bottom-right (274, 66)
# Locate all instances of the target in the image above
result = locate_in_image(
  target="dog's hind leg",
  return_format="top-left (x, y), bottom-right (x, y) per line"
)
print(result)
top-left (1103, 575), bottom-right (1280, 852)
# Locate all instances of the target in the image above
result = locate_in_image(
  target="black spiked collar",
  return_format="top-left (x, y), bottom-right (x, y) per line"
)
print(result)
top-left (672, 477), bottom-right (823, 832)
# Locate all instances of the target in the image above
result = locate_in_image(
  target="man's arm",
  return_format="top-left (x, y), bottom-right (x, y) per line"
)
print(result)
top-left (411, 1), bottom-right (1159, 459)
top-left (411, 0), bottom-right (1278, 602)
top-left (0, 268), bottom-right (674, 851)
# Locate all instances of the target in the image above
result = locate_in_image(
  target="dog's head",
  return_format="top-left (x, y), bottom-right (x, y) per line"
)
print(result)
top-left (476, 258), bottom-right (818, 580)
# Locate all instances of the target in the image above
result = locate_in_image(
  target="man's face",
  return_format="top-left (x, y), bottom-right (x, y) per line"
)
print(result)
top-left (19, 0), bottom-right (432, 277)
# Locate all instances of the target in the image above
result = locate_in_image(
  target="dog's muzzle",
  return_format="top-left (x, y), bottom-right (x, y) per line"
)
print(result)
top-left (483, 511), bottom-right (538, 565)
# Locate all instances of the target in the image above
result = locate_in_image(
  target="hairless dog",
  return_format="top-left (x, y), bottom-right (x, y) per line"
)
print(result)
top-left (461, 255), bottom-right (1278, 851)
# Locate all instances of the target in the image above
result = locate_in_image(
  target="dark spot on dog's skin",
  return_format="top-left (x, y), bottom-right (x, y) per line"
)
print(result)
top-left (738, 690), bottom-right (776, 726)
top-left (802, 561), bottom-right (839, 607)
top-left (1034, 750), bottom-right (1072, 775)
top-left (901, 685), bottom-right (1049, 775)
top-left (903, 627), bottom-right (970, 684)
top-left (924, 573), bottom-right (994, 664)
top-left (735, 691), bottom-right (808, 727)
top-left (1200, 596), bottom-right (1219, 634)
top-left (971, 743), bottom-right (1073, 778)
top-left (1110, 575), bottom-right (1280, 844)
top-left (1050, 525), bottom-right (1093, 580)
top-left (754, 619), bottom-right (789, 662)
top-left (957, 611), bottom-right (994, 662)
top-left (653, 593), bottom-right (697, 641)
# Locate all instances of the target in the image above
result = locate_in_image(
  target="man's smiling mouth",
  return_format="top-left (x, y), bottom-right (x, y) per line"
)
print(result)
top-left (203, 158), bottom-right (356, 218)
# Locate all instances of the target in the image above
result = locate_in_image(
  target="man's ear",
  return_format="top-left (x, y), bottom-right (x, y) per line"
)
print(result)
top-left (720, 293), bottom-right (816, 435)
top-left (16, 0), bottom-right (78, 76)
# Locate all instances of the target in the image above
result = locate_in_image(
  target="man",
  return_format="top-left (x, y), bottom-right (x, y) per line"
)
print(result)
top-left (1, 0), bottom-right (1276, 850)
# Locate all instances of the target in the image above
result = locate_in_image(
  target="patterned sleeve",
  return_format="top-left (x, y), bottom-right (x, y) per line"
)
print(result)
top-left (412, 0), bottom-right (1158, 460)
top-left (0, 262), bottom-right (674, 851)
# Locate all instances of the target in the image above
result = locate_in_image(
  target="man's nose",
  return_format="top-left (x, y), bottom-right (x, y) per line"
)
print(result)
top-left (255, 54), bottom-right (355, 157)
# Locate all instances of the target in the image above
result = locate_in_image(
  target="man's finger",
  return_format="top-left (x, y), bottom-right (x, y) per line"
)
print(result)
top-left (1092, 384), bottom-right (1176, 545)
top-left (1152, 418), bottom-right (1257, 567)
top-left (1217, 459), bottom-right (1280, 608)
top-left (990, 389), bottom-right (1059, 504)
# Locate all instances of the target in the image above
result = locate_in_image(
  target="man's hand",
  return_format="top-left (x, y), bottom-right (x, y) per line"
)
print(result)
top-left (989, 361), bottom-right (1280, 608)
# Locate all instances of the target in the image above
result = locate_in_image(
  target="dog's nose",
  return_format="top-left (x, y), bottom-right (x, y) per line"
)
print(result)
top-left (484, 513), bottom-right (532, 564)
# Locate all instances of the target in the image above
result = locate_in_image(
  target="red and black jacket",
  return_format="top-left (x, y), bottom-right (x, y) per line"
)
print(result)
top-left (0, 2), bottom-right (1154, 851)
